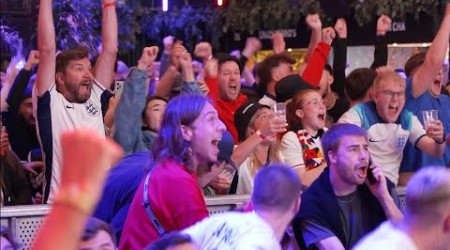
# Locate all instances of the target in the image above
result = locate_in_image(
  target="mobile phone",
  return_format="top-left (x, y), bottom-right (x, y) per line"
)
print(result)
top-left (367, 158), bottom-right (377, 185)
top-left (114, 80), bottom-right (125, 96)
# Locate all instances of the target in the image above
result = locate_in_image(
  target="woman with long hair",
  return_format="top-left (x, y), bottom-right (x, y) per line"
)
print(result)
top-left (234, 102), bottom-right (284, 194)
top-left (280, 89), bottom-right (328, 187)
top-left (120, 94), bottom-right (226, 249)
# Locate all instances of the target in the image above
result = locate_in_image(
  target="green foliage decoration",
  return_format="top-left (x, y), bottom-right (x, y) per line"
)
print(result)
top-left (350, 0), bottom-right (439, 26)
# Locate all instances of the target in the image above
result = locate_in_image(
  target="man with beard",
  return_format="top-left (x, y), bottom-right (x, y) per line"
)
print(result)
top-left (338, 72), bottom-right (445, 186)
top-left (293, 123), bottom-right (403, 250)
top-left (35, 0), bottom-right (117, 202)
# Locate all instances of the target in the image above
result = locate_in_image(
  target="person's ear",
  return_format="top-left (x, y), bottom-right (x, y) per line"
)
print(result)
top-left (55, 72), bottom-right (63, 85)
top-left (295, 109), bottom-right (304, 119)
top-left (328, 74), bottom-right (334, 85)
top-left (370, 87), bottom-right (379, 101)
top-left (180, 125), bottom-right (194, 142)
top-left (328, 150), bottom-right (337, 165)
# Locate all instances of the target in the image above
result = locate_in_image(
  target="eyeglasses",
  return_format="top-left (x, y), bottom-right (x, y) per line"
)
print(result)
top-left (377, 90), bottom-right (405, 98)
top-left (301, 98), bottom-right (325, 109)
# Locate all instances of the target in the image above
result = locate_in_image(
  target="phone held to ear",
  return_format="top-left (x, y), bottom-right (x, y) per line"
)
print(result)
top-left (367, 157), bottom-right (377, 185)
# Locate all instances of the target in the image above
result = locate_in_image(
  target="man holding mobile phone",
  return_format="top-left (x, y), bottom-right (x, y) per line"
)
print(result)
top-left (292, 123), bottom-right (403, 250)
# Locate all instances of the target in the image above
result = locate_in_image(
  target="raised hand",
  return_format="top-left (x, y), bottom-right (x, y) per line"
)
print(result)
top-left (258, 112), bottom-right (287, 142)
top-left (169, 42), bottom-right (187, 71)
top-left (179, 51), bottom-right (195, 82)
top-left (426, 120), bottom-right (445, 144)
top-left (376, 15), bottom-right (392, 35)
top-left (137, 46), bottom-right (159, 70)
top-left (322, 27), bottom-right (336, 45)
top-left (204, 58), bottom-right (218, 79)
top-left (271, 32), bottom-right (286, 54)
top-left (23, 161), bottom-right (45, 176)
top-left (306, 13), bottom-right (322, 31)
top-left (242, 37), bottom-right (262, 58)
top-left (194, 42), bottom-right (212, 60)
top-left (334, 18), bottom-right (347, 39)
top-left (24, 50), bottom-right (40, 71)
top-left (162, 35), bottom-right (174, 54)
top-left (365, 162), bottom-right (390, 199)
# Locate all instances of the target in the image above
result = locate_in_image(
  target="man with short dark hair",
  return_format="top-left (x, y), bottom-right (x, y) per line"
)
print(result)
top-left (293, 123), bottom-right (403, 250)
top-left (183, 164), bottom-right (302, 250)
top-left (354, 166), bottom-right (450, 250)
top-left (257, 53), bottom-right (296, 107)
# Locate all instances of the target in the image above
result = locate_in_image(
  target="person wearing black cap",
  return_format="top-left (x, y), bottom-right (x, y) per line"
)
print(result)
top-left (232, 101), bottom-right (286, 194)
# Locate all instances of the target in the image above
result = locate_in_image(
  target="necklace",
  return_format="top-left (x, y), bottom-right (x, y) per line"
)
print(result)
top-left (337, 196), bottom-right (354, 204)
top-left (336, 191), bottom-right (357, 204)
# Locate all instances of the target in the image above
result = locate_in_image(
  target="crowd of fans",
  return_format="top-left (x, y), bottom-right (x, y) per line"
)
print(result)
top-left (1, 0), bottom-right (450, 249)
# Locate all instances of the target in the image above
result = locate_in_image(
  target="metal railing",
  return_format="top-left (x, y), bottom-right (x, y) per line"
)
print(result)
top-left (0, 195), bottom-right (251, 250)
top-left (1, 189), bottom-right (407, 250)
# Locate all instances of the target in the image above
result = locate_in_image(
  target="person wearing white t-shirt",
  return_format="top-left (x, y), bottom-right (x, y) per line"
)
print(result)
top-left (281, 89), bottom-right (328, 187)
top-left (353, 167), bottom-right (450, 250)
top-left (183, 164), bottom-right (302, 250)
top-left (35, 0), bottom-right (118, 202)
top-left (338, 71), bottom-right (445, 185)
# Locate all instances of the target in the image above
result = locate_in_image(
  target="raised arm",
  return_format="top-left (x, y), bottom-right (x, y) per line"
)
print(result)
top-left (411, 4), bottom-right (450, 97)
top-left (36, 0), bottom-right (56, 96)
top-left (332, 18), bottom-right (348, 98)
top-left (7, 50), bottom-right (39, 111)
top-left (179, 51), bottom-right (202, 95)
top-left (271, 32), bottom-right (286, 54)
top-left (154, 42), bottom-right (184, 98)
top-left (114, 47), bottom-right (158, 155)
top-left (301, 27), bottom-right (335, 87)
top-left (371, 15), bottom-right (391, 69)
top-left (93, 0), bottom-right (118, 89)
top-left (304, 14), bottom-right (322, 63)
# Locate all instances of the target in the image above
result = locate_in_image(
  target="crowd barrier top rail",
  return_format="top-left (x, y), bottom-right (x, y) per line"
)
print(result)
top-left (1, 189), bottom-right (406, 250)
top-left (0, 194), bottom-right (251, 250)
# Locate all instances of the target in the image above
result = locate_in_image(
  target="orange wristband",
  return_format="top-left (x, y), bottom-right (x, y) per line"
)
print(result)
top-left (103, 1), bottom-right (116, 8)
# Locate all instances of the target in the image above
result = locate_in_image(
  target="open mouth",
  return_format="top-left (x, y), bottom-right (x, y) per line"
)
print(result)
top-left (356, 165), bottom-right (368, 179)
top-left (388, 105), bottom-right (399, 114)
top-left (211, 138), bottom-right (221, 147)
top-left (318, 114), bottom-right (326, 121)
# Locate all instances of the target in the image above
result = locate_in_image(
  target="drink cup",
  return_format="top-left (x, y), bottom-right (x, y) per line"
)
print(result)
top-left (422, 110), bottom-right (438, 129)
top-left (272, 102), bottom-right (286, 121)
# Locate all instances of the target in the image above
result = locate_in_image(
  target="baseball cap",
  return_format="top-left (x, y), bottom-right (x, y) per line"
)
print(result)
top-left (234, 101), bottom-right (269, 142)
top-left (275, 74), bottom-right (314, 102)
